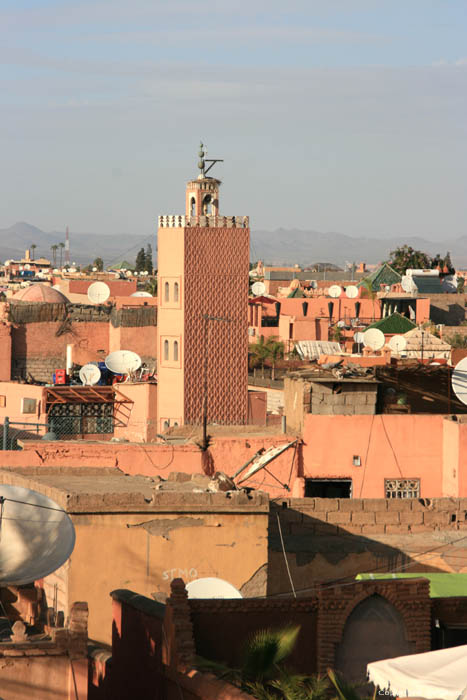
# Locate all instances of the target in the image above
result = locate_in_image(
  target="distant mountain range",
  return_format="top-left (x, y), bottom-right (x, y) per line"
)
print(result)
top-left (2, 222), bottom-right (467, 269)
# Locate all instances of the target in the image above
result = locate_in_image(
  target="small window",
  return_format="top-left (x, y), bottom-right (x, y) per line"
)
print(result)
top-left (164, 340), bottom-right (169, 361)
top-left (190, 197), bottom-right (196, 217)
top-left (385, 479), bottom-right (420, 499)
top-left (164, 282), bottom-right (169, 302)
top-left (174, 282), bottom-right (179, 303)
top-left (173, 340), bottom-right (179, 361)
top-left (173, 421), bottom-right (179, 427)
top-left (203, 194), bottom-right (212, 215)
top-left (163, 420), bottom-right (169, 430)
top-left (305, 479), bottom-right (352, 498)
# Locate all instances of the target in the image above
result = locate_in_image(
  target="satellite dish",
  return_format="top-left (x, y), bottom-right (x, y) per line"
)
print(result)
top-left (52, 284), bottom-right (61, 291)
top-left (442, 276), bottom-right (457, 293)
top-left (143, 271), bottom-right (149, 276)
top-left (401, 275), bottom-right (415, 293)
top-left (134, 271), bottom-right (139, 276)
top-left (24, 264), bottom-right (30, 270)
top-left (79, 363), bottom-right (101, 386)
top-left (310, 280), bottom-right (318, 289)
top-left (388, 335), bottom-right (407, 353)
top-left (251, 281), bottom-right (266, 296)
top-left (130, 291), bottom-right (153, 298)
top-left (92, 266), bottom-right (97, 272)
top-left (105, 350), bottom-right (142, 374)
top-left (345, 285), bottom-right (358, 299)
top-left (354, 332), bottom-right (364, 344)
top-left (53, 268), bottom-right (59, 273)
top-left (452, 357), bottom-right (467, 406)
top-left (125, 271), bottom-right (132, 277)
top-left (87, 281), bottom-right (110, 304)
top-left (236, 441), bottom-right (297, 484)
top-left (363, 328), bottom-right (385, 351)
top-left (328, 285), bottom-right (342, 298)
top-left (186, 577), bottom-right (243, 599)
top-left (0, 485), bottom-right (75, 586)
top-left (69, 267), bottom-right (77, 273)
top-left (337, 320), bottom-right (346, 328)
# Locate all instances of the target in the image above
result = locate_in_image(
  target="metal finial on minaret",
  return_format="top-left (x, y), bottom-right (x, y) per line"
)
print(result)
top-left (198, 142), bottom-right (205, 178)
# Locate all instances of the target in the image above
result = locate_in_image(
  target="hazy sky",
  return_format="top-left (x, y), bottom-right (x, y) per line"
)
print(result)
top-left (1, 0), bottom-right (466, 238)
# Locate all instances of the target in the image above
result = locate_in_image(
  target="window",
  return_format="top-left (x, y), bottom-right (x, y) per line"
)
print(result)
top-left (203, 194), bottom-right (212, 215)
top-left (173, 340), bottom-right (179, 362)
top-left (385, 479), bottom-right (420, 499)
top-left (164, 282), bottom-right (169, 302)
top-left (305, 479), bottom-right (352, 498)
top-left (163, 420), bottom-right (169, 430)
top-left (190, 197), bottom-right (196, 216)
top-left (164, 340), bottom-right (169, 361)
top-left (174, 282), bottom-right (179, 303)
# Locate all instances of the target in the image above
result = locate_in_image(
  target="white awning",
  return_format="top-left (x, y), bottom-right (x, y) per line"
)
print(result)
top-left (367, 644), bottom-right (467, 700)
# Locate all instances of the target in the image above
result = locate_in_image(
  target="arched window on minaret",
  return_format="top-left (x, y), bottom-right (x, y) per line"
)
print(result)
top-left (203, 194), bottom-right (212, 215)
top-left (164, 340), bottom-right (169, 361)
top-left (174, 282), bottom-right (179, 303)
top-left (173, 340), bottom-right (179, 362)
top-left (190, 197), bottom-right (196, 217)
top-left (164, 282), bottom-right (169, 302)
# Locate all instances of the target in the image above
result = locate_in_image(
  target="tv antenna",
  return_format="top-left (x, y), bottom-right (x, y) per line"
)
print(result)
top-left (198, 142), bottom-right (223, 177)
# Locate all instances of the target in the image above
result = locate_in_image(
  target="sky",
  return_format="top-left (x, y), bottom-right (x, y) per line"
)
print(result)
top-left (1, 0), bottom-right (466, 239)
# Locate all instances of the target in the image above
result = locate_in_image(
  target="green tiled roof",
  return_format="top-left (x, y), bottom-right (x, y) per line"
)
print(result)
top-left (366, 312), bottom-right (416, 334)
top-left (356, 573), bottom-right (467, 598)
top-left (358, 263), bottom-right (401, 292)
top-left (412, 276), bottom-right (443, 294)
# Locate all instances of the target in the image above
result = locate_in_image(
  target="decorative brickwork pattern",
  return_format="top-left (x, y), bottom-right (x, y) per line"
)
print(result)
top-left (316, 579), bottom-right (431, 674)
top-left (184, 226), bottom-right (249, 425)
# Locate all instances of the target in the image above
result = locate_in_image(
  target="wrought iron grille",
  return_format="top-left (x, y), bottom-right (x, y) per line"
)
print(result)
top-left (48, 402), bottom-right (114, 438)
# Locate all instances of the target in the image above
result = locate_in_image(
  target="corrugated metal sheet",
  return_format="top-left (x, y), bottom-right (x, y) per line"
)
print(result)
top-left (295, 340), bottom-right (342, 360)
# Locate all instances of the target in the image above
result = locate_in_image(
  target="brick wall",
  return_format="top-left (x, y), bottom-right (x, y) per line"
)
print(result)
top-left (268, 498), bottom-right (467, 597)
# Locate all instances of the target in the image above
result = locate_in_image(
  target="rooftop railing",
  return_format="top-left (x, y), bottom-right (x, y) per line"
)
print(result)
top-left (158, 215), bottom-right (249, 229)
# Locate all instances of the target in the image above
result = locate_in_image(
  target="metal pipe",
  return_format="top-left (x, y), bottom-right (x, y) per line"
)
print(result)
top-left (2, 417), bottom-right (8, 451)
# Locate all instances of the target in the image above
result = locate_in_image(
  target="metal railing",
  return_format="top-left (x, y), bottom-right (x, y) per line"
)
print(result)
top-left (1, 418), bottom-right (49, 450)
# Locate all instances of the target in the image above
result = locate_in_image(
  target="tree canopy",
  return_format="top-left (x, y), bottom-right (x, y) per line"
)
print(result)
top-left (388, 246), bottom-right (455, 276)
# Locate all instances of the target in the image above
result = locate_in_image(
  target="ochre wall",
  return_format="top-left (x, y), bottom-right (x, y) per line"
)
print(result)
top-left (66, 506), bottom-right (268, 643)
top-left (0, 656), bottom-right (75, 700)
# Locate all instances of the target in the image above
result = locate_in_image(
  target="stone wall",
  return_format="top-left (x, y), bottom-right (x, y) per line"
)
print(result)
top-left (428, 294), bottom-right (467, 325)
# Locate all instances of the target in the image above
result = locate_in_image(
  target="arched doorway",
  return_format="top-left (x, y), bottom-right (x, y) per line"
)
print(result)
top-left (335, 594), bottom-right (413, 686)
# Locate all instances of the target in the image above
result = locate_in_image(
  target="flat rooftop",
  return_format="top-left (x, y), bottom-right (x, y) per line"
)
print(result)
top-left (0, 468), bottom-right (269, 514)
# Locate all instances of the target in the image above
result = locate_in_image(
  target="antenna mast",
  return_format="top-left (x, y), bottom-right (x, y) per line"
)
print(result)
top-left (65, 226), bottom-right (70, 265)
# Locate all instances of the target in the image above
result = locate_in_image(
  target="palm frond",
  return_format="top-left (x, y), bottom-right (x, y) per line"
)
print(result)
top-left (327, 668), bottom-right (363, 700)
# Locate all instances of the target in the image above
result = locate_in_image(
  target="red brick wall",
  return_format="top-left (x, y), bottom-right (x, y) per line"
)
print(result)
top-left (69, 279), bottom-right (137, 296)
top-left (184, 226), bottom-right (249, 424)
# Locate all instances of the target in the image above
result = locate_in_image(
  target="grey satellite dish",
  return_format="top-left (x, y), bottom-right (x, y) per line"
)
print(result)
top-left (354, 332), bottom-right (364, 344)
top-left (87, 281), bottom-right (110, 304)
top-left (105, 350), bottom-right (142, 374)
top-left (0, 485), bottom-right (75, 586)
top-left (236, 441), bottom-right (298, 485)
top-left (363, 328), bottom-right (385, 350)
top-left (186, 577), bottom-right (243, 599)
top-left (452, 357), bottom-right (467, 406)
top-left (251, 281), bottom-right (266, 296)
top-left (401, 275), bottom-right (415, 293)
top-left (328, 285), bottom-right (342, 298)
top-left (345, 285), bottom-right (359, 299)
top-left (130, 291), bottom-right (153, 298)
top-left (79, 363), bottom-right (101, 386)
top-left (441, 276), bottom-right (457, 293)
top-left (388, 335), bottom-right (407, 353)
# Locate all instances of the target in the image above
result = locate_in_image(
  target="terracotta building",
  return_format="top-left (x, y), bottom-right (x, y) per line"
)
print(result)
top-left (157, 146), bottom-right (250, 431)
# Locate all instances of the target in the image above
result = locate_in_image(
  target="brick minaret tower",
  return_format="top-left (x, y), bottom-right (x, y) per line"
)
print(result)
top-left (157, 144), bottom-right (250, 432)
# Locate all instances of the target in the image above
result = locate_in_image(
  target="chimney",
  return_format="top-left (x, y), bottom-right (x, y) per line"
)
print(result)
top-left (24, 249), bottom-right (30, 262)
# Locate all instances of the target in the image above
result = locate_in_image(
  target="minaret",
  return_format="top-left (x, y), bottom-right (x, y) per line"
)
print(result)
top-left (157, 145), bottom-right (250, 432)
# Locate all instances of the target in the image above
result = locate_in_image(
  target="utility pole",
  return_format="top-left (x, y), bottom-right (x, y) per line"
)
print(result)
top-left (202, 314), bottom-right (232, 451)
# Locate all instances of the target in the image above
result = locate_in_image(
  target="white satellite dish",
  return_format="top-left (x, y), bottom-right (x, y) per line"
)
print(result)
top-left (452, 357), bottom-right (467, 406)
top-left (79, 363), bottom-right (101, 386)
top-left (87, 281), bottom-right (110, 304)
top-left (0, 485), bottom-right (75, 586)
top-left (363, 328), bottom-right (385, 351)
top-left (69, 267), bottom-right (77, 273)
top-left (53, 268), bottom-right (59, 273)
top-left (134, 271), bottom-right (139, 276)
top-left (354, 332), bottom-right (364, 344)
top-left (52, 284), bottom-right (61, 291)
top-left (345, 285), bottom-right (359, 299)
top-left (130, 291), bottom-right (152, 298)
top-left (24, 264), bottom-right (30, 270)
top-left (19, 265), bottom-right (23, 271)
top-left (92, 266), bottom-right (97, 272)
top-left (337, 320), bottom-right (346, 328)
top-left (143, 271), bottom-right (149, 276)
top-left (328, 285), bottom-right (342, 298)
top-left (388, 335), bottom-right (407, 353)
top-left (125, 270), bottom-right (132, 277)
top-left (251, 281), bottom-right (266, 296)
top-left (186, 577), bottom-right (243, 599)
top-left (105, 350), bottom-right (142, 374)
top-left (401, 275), bottom-right (415, 293)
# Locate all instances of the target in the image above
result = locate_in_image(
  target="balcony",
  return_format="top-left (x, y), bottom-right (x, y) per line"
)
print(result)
top-left (158, 215), bottom-right (249, 229)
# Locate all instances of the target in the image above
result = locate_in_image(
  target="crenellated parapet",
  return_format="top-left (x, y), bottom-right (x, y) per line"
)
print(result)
top-left (158, 215), bottom-right (249, 229)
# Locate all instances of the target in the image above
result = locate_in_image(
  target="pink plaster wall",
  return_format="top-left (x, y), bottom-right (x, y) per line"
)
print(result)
top-left (301, 414), bottom-right (444, 498)
top-left (113, 383), bottom-right (158, 442)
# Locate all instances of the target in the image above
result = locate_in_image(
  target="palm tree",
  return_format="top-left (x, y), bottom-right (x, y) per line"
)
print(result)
top-left (51, 245), bottom-right (58, 266)
top-left (197, 625), bottom-right (330, 700)
top-left (30, 244), bottom-right (37, 261)
top-left (266, 337), bottom-right (284, 380)
top-left (58, 242), bottom-right (65, 267)
top-left (360, 278), bottom-right (377, 322)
